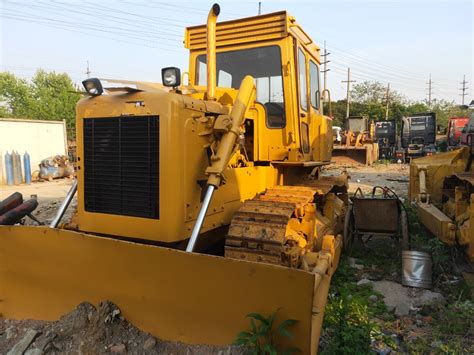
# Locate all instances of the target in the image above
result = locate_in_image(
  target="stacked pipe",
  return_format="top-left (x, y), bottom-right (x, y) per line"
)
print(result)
top-left (1, 151), bottom-right (32, 185)
top-left (0, 192), bottom-right (38, 225)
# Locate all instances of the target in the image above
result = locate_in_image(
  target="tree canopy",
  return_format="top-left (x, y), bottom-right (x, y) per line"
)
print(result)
top-left (0, 70), bottom-right (81, 137)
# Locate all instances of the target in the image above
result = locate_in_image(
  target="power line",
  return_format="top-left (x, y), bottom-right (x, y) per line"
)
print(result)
top-left (324, 40), bottom-right (461, 85)
top-left (1, 13), bottom-right (183, 53)
top-left (2, 6), bottom-right (182, 44)
top-left (331, 52), bottom-right (459, 90)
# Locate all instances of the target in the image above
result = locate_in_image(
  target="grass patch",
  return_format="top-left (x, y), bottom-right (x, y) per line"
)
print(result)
top-left (406, 300), bottom-right (474, 354)
top-left (320, 259), bottom-right (396, 354)
top-left (322, 201), bottom-right (473, 353)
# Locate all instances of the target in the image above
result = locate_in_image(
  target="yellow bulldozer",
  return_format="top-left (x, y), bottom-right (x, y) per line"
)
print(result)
top-left (332, 116), bottom-right (379, 165)
top-left (409, 146), bottom-right (474, 262)
top-left (0, 5), bottom-right (349, 353)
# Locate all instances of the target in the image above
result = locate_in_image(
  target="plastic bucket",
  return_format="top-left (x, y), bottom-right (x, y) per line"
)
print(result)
top-left (402, 250), bottom-right (432, 289)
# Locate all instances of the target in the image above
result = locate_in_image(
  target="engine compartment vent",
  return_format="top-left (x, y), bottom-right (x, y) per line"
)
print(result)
top-left (83, 116), bottom-right (159, 219)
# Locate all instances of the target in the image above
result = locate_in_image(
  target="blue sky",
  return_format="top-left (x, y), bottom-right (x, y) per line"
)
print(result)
top-left (1, 0), bottom-right (472, 103)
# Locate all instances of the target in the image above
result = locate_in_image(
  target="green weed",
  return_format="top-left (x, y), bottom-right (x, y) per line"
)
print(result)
top-left (320, 259), bottom-right (396, 354)
top-left (234, 310), bottom-right (300, 354)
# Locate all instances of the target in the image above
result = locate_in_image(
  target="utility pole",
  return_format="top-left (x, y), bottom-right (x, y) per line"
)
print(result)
top-left (258, 1), bottom-right (261, 15)
top-left (341, 67), bottom-right (356, 118)
top-left (385, 83), bottom-right (390, 120)
top-left (426, 74), bottom-right (433, 107)
top-left (85, 60), bottom-right (91, 78)
top-left (460, 74), bottom-right (468, 105)
top-left (321, 40), bottom-right (331, 96)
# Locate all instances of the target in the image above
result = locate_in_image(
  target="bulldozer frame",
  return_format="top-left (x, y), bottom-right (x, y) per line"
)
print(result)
top-left (0, 5), bottom-right (349, 353)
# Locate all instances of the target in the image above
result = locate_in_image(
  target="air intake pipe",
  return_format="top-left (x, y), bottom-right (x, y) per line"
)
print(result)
top-left (206, 3), bottom-right (220, 101)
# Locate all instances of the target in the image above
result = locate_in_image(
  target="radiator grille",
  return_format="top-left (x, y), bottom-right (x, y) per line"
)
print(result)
top-left (83, 116), bottom-right (159, 219)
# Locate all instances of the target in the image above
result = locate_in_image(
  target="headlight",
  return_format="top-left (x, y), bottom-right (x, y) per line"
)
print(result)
top-left (82, 78), bottom-right (103, 96)
top-left (161, 67), bottom-right (181, 87)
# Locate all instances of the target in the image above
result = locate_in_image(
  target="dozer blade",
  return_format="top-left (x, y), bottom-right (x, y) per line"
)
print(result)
top-left (332, 144), bottom-right (377, 166)
top-left (0, 226), bottom-right (341, 354)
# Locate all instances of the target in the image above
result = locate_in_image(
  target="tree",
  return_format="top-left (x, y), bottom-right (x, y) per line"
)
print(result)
top-left (350, 80), bottom-right (406, 121)
top-left (327, 80), bottom-right (468, 132)
top-left (0, 70), bottom-right (81, 137)
top-left (0, 72), bottom-right (34, 118)
top-left (429, 99), bottom-right (468, 130)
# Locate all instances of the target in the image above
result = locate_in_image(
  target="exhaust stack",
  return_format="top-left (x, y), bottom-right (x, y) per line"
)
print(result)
top-left (206, 3), bottom-right (220, 101)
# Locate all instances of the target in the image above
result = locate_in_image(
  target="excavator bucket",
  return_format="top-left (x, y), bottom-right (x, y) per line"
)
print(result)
top-left (0, 226), bottom-right (342, 354)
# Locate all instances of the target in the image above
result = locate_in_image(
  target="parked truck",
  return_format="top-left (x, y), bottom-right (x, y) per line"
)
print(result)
top-left (396, 112), bottom-right (436, 162)
top-left (375, 120), bottom-right (397, 160)
top-left (447, 116), bottom-right (469, 149)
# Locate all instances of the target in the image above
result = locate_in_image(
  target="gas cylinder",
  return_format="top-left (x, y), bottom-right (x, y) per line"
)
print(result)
top-left (12, 151), bottom-right (21, 185)
top-left (5, 152), bottom-right (14, 186)
top-left (23, 152), bottom-right (32, 185)
top-left (0, 152), bottom-right (4, 185)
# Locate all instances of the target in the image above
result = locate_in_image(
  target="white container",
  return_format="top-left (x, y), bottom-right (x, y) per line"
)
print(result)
top-left (402, 250), bottom-right (432, 289)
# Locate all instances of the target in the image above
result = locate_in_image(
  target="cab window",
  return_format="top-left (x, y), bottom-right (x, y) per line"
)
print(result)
top-left (310, 60), bottom-right (320, 109)
top-left (298, 48), bottom-right (307, 111)
top-left (196, 46), bottom-right (285, 128)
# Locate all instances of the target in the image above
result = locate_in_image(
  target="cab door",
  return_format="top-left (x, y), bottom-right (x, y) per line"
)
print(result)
top-left (296, 47), bottom-right (311, 159)
top-left (308, 58), bottom-right (331, 162)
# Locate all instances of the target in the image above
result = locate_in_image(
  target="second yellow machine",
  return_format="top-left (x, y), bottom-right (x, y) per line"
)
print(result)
top-left (1, 5), bottom-right (348, 353)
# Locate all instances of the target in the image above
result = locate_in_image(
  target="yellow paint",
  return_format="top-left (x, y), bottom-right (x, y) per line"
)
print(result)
top-left (74, 10), bottom-right (333, 243)
top-left (410, 147), bottom-right (474, 261)
top-left (0, 226), bottom-right (341, 353)
top-left (1, 9), bottom-right (344, 353)
top-left (409, 147), bottom-right (471, 203)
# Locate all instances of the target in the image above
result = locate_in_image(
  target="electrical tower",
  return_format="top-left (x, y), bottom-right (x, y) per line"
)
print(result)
top-left (342, 68), bottom-right (356, 118)
top-left (321, 41), bottom-right (330, 97)
top-left (385, 83), bottom-right (390, 119)
top-left (426, 74), bottom-right (433, 107)
top-left (460, 74), bottom-right (468, 105)
top-left (85, 61), bottom-right (91, 78)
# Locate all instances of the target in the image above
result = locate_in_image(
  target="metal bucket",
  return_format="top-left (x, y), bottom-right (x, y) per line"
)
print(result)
top-left (402, 250), bottom-right (432, 289)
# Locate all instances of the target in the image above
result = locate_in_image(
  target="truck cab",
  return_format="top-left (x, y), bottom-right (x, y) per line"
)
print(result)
top-left (460, 111), bottom-right (474, 149)
top-left (399, 112), bottom-right (436, 161)
top-left (375, 120), bottom-right (396, 160)
top-left (447, 116), bottom-right (469, 149)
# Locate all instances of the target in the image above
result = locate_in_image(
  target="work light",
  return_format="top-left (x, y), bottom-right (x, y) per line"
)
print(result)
top-left (161, 67), bottom-right (181, 87)
top-left (82, 78), bottom-right (103, 96)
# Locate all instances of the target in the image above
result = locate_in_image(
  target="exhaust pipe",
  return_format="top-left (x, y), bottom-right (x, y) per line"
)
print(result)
top-left (206, 3), bottom-right (220, 101)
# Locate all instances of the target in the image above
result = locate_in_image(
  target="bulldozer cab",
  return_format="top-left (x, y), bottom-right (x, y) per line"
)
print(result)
top-left (185, 11), bottom-right (332, 163)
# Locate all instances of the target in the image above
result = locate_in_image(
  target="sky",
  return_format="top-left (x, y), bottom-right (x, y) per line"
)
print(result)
top-left (0, 0), bottom-right (472, 103)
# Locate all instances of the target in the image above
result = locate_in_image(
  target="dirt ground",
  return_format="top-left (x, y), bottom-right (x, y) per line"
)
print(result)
top-left (0, 301), bottom-right (242, 355)
top-left (324, 161), bottom-right (410, 198)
